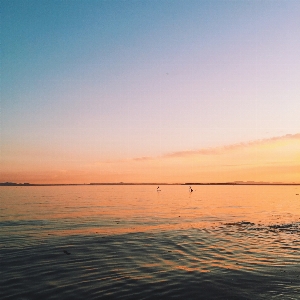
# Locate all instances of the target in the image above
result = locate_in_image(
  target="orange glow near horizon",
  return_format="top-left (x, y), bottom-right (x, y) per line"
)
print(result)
top-left (2, 185), bottom-right (299, 237)
top-left (1, 134), bottom-right (299, 184)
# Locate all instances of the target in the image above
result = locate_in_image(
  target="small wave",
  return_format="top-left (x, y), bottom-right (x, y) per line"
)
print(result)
top-left (223, 221), bottom-right (300, 234)
top-left (0, 220), bottom-right (51, 227)
top-left (224, 221), bottom-right (255, 226)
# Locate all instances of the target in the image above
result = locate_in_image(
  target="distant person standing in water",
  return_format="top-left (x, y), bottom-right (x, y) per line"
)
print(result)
top-left (189, 186), bottom-right (193, 192)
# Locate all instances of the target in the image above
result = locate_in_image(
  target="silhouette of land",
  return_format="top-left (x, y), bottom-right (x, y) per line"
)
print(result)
top-left (1, 181), bottom-right (299, 186)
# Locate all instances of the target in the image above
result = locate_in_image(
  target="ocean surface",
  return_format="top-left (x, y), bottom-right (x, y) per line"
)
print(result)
top-left (1, 185), bottom-right (299, 299)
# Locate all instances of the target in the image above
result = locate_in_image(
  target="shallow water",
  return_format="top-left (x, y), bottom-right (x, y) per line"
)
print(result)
top-left (1, 185), bottom-right (300, 299)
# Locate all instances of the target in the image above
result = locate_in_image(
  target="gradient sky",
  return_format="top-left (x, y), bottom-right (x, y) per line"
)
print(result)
top-left (1, 0), bottom-right (300, 183)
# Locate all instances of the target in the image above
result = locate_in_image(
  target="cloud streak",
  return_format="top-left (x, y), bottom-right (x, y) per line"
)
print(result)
top-left (132, 133), bottom-right (300, 161)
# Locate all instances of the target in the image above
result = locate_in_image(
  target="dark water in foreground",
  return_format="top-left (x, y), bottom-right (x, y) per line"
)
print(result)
top-left (1, 185), bottom-right (300, 299)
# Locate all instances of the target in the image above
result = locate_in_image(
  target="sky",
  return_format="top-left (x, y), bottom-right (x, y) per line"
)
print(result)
top-left (1, 0), bottom-right (300, 184)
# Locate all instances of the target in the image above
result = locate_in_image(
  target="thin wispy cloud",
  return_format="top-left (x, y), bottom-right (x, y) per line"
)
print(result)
top-left (132, 133), bottom-right (300, 161)
top-left (132, 156), bottom-right (153, 162)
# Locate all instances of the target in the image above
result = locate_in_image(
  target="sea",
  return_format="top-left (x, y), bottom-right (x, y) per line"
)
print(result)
top-left (1, 185), bottom-right (299, 299)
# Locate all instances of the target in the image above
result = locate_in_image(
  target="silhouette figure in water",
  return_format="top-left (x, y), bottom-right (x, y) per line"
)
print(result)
top-left (189, 186), bottom-right (193, 192)
top-left (157, 186), bottom-right (161, 191)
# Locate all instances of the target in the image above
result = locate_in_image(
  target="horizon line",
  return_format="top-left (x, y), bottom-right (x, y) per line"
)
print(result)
top-left (1, 181), bottom-right (300, 186)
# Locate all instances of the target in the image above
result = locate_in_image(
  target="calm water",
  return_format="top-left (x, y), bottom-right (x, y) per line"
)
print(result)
top-left (1, 185), bottom-right (300, 299)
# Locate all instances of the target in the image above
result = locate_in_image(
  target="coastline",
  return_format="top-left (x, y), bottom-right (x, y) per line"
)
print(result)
top-left (1, 182), bottom-right (300, 186)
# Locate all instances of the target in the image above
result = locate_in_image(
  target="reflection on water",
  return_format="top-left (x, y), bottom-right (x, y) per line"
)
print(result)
top-left (0, 185), bottom-right (300, 299)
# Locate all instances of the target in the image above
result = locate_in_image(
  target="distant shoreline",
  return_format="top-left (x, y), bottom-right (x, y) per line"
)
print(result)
top-left (1, 182), bottom-right (300, 186)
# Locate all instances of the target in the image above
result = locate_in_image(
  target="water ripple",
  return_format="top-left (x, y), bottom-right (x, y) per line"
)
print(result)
top-left (1, 185), bottom-right (300, 299)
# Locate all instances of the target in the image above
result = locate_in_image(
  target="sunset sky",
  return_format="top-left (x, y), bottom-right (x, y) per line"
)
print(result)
top-left (1, 0), bottom-right (300, 184)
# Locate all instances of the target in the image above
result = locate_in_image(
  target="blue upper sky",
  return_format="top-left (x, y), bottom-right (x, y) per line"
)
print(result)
top-left (2, 0), bottom-right (300, 162)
